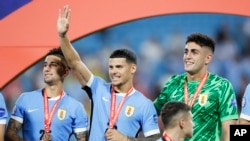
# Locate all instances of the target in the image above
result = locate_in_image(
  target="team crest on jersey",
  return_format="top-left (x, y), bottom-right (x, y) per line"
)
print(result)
top-left (125, 106), bottom-right (134, 117)
top-left (242, 97), bottom-right (246, 108)
top-left (198, 94), bottom-right (208, 106)
top-left (57, 109), bottom-right (66, 120)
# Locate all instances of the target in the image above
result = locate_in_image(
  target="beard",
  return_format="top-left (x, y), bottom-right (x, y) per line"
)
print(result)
top-left (44, 78), bottom-right (53, 85)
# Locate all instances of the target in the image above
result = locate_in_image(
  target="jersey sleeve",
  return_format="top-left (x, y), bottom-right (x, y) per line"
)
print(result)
top-left (72, 102), bottom-right (88, 133)
top-left (0, 93), bottom-right (8, 124)
top-left (11, 93), bottom-right (26, 123)
top-left (240, 83), bottom-right (250, 120)
top-left (219, 80), bottom-right (238, 122)
top-left (86, 75), bottom-right (110, 100)
top-left (141, 100), bottom-right (160, 137)
top-left (154, 75), bottom-right (177, 115)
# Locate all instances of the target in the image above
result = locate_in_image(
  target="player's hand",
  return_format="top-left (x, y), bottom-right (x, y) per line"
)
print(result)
top-left (40, 132), bottom-right (51, 141)
top-left (105, 128), bottom-right (127, 141)
top-left (57, 5), bottom-right (71, 37)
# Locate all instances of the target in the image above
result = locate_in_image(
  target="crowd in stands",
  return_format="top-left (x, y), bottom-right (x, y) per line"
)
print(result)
top-left (2, 13), bottom-right (250, 117)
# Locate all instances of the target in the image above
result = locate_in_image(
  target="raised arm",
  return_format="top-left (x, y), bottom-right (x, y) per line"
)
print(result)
top-left (57, 5), bottom-right (92, 87)
top-left (5, 118), bottom-right (25, 141)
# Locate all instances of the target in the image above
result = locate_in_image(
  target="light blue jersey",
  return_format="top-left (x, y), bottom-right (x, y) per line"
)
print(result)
top-left (0, 93), bottom-right (8, 125)
top-left (86, 75), bottom-right (160, 141)
top-left (240, 83), bottom-right (250, 120)
top-left (156, 138), bottom-right (163, 141)
top-left (11, 89), bottom-right (88, 141)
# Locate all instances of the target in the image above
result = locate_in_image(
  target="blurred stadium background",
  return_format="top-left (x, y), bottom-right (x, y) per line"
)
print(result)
top-left (1, 13), bottom-right (250, 140)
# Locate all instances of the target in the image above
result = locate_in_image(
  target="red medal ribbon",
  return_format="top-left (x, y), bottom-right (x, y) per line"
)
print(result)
top-left (162, 132), bottom-right (173, 141)
top-left (184, 72), bottom-right (208, 108)
top-left (108, 86), bottom-right (133, 128)
top-left (43, 89), bottom-right (63, 133)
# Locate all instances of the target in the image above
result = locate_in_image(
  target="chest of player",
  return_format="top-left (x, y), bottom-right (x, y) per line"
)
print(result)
top-left (99, 93), bottom-right (140, 118)
top-left (24, 98), bottom-right (73, 125)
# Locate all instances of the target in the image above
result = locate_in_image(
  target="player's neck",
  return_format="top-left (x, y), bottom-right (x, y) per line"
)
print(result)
top-left (44, 85), bottom-right (63, 97)
top-left (164, 129), bottom-right (184, 141)
top-left (113, 83), bottom-right (133, 94)
top-left (187, 70), bottom-right (208, 81)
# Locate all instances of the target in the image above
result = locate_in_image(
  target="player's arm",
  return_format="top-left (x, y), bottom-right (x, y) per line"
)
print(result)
top-left (5, 118), bottom-right (25, 141)
top-left (127, 133), bottom-right (161, 141)
top-left (75, 131), bottom-right (88, 141)
top-left (221, 119), bottom-right (237, 141)
top-left (239, 118), bottom-right (250, 124)
top-left (57, 5), bottom-right (92, 87)
top-left (105, 128), bottom-right (160, 141)
top-left (0, 124), bottom-right (5, 141)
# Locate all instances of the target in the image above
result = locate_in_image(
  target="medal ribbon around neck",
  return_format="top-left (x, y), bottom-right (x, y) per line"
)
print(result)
top-left (43, 89), bottom-right (63, 133)
top-left (184, 72), bottom-right (208, 108)
top-left (108, 86), bottom-right (133, 128)
top-left (162, 132), bottom-right (173, 141)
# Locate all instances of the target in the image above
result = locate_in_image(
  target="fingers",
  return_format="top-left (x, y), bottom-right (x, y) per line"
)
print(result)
top-left (58, 5), bottom-right (71, 19)
top-left (58, 9), bottom-right (62, 18)
top-left (105, 128), bottom-right (114, 140)
top-left (64, 5), bottom-right (71, 19)
top-left (66, 8), bottom-right (71, 21)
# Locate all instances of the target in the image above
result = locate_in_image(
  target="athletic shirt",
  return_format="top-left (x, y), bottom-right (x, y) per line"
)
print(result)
top-left (85, 75), bottom-right (160, 141)
top-left (240, 83), bottom-right (250, 120)
top-left (11, 89), bottom-right (88, 141)
top-left (154, 73), bottom-right (238, 141)
top-left (0, 93), bottom-right (8, 125)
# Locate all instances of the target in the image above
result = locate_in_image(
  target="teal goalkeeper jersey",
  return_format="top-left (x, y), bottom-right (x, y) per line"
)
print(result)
top-left (154, 72), bottom-right (238, 141)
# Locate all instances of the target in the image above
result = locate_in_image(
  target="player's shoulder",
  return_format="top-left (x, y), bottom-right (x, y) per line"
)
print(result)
top-left (0, 92), bottom-right (4, 100)
top-left (63, 92), bottom-right (83, 105)
top-left (169, 73), bottom-right (185, 79)
top-left (133, 90), bottom-right (154, 104)
top-left (19, 89), bottom-right (42, 98)
top-left (208, 73), bottom-right (231, 84)
top-left (165, 73), bottom-right (186, 84)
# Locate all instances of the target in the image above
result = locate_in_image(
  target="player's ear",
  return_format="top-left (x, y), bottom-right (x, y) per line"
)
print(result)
top-left (205, 49), bottom-right (213, 65)
top-left (63, 68), bottom-right (70, 77)
top-left (179, 119), bottom-right (185, 129)
top-left (130, 64), bottom-right (136, 74)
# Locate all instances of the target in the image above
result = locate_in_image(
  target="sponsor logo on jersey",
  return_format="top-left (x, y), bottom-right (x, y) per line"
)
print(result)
top-left (153, 114), bottom-right (158, 123)
top-left (27, 108), bottom-right (39, 113)
top-left (125, 106), bottom-right (134, 117)
top-left (231, 98), bottom-right (238, 108)
top-left (242, 97), bottom-right (246, 108)
top-left (57, 109), bottom-right (66, 120)
top-left (198, 94), bottom-right (208, 106)
top-left (0, 108), bottom-right (5, 117)
top-left (102, 96), bottom-right (110, 102)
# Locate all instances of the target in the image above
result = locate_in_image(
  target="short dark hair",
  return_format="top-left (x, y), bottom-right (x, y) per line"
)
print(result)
top-left (161, 101), bottom-right (191, 128)
top-left (45, 48), bottom-right (70, 70)
top-left (109, 48), bottom-right (137, 64)
top-left (186, 33), bottom-right (215, 53)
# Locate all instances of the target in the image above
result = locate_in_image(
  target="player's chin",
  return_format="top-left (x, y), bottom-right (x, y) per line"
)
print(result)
top-left (184, 66), bottom-right (191, 71)
top-left (111, 81), bottom-right (121, 86)
top-left (187, 132), bottom-right (193, 138)
top-left (184, 68), bottom-right (195, 74)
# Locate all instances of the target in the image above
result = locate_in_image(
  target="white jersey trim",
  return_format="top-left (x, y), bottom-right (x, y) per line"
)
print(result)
top-left (0, 119), bottom-right (6, 124)
top-left (48, 91), bottom-right (66, 100)
top-left (240, 113), bottom-right (250, 121)
top-left (144, 129), bottom-right (160, 137)
top-left (11, 115), bottom-right (23, 124)
top-left (86, 74), bottom-right (94, 87)
top-left (74, 127), bottom-right (88, 133)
